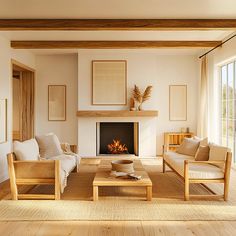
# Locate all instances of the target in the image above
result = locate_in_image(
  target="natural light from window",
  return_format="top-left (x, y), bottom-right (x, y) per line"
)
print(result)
top-left (220, 62), bottom-right (236, 163)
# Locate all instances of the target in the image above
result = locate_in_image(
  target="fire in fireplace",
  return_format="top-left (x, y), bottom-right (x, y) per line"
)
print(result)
top-left (107, 139), bottom-right (128, 154)
top-left (96, 122), bottom-right (139, 156)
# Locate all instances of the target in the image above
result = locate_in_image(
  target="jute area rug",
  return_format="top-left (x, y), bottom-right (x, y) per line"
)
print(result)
top-left (0, 158), bottom-right (236, 221)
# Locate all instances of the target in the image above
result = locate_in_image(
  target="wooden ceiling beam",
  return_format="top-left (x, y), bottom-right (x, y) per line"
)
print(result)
top-left (11, 40), bottom-right (221, 49)
top-left (1, 19), bottom-right (236, 30)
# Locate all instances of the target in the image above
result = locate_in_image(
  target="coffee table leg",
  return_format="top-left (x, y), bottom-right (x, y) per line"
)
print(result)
top-left (146, 186), bottom-right (152, 201)
top-left (93, 185), bottom-right (98, 201)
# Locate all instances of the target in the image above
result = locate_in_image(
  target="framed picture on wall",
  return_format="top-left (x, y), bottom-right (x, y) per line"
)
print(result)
top-left (48, 85), bottom-right (66, 121)
top-left (169, 85), bottom-right (187, 121)
top-left (92, 60), bottom-right (127, 105)
top-left (0, 99), bottom-right (7, 143)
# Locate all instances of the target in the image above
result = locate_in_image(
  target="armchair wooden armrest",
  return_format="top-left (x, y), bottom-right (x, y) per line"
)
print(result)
top-left (184, 152), bottom-right (232, 201)
top-left (7, 153), bottom-right (61, 200)
top-left (184, 160), bottom-right (225, 165)
top-left (60, 143), bottom-right (78, 154)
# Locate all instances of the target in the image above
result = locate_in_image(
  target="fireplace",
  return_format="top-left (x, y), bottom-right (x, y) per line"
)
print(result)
top-left (96, 122), bottom-right (139, 156)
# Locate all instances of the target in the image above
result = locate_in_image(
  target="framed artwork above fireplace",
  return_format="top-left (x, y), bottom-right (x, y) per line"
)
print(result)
top-left (92, 60), bottom-right (127, 105)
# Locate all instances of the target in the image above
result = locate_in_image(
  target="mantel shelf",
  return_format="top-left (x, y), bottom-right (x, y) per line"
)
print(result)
top-left (77, 110), bottom-right (158, 117)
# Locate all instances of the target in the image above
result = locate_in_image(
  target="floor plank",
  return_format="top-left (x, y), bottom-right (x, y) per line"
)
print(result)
top-left (0, 221), bottom-right (236, 236)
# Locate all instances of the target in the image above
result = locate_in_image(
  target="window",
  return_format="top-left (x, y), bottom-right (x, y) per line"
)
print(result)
top-left (220, 62), bottom-right (236, 162)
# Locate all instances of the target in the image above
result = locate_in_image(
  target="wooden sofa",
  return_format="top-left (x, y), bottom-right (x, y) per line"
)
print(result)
top-left (163, 149), bottom-right (232, 201)
top-left (7, 144), bottom-right (78, 200)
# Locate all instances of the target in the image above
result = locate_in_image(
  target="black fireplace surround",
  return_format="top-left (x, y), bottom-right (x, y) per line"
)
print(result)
top-left (97, 122), bottom-right (138, 155)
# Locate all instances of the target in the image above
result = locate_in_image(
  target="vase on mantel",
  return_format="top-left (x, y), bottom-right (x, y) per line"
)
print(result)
top-left (138, 103), bottom-right (143, 111)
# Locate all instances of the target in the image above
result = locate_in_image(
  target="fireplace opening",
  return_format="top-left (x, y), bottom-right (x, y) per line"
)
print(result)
top-left (96, 122), bottom-right (139, 156)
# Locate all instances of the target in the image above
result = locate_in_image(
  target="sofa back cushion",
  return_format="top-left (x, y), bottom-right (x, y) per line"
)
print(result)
top-left (13, 139), bottom-right (40, 161)
top-left (195, 145), bottom-right (210, 161)
top-left (209, 144), bottom-right (229, 168)
top-left (176, 138), bottom-right (200, 157)
top-left (193, 136), bottom-right (208, 146)
top-left (36, 133), bottom-right (63, 159)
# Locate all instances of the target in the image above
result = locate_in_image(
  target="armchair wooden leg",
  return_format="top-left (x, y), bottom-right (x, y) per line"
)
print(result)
top-left (224, 177), bottom-right (230, 201)
top-left (224, 152), bottom-right (232, 201)
top-left (184, 160), bottom-right (189, 201)
top-left (184, 179), bottom-right (189, 201)
top-left (163, 159), bottom-right (165, 173)
top-left (7, 154), bottom-right (18, 200)
top-left (55, 160), bottom-right (61, 200)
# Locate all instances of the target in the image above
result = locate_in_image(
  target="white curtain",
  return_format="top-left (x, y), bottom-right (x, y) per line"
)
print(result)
top-left (197, 56), bottom-right (208, 138)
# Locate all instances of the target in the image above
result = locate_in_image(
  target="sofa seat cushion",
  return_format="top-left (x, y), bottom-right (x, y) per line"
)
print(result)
top-left (50, 154), bottom-right (77, 175)
top-left (187, 163), bottom-right (224, 179)
top-left (164, 151), bottom-right (224, 179)
top-left (49, 154), bottom-right (77, 193)
top-left (164, 151), bottom-right (194, 176)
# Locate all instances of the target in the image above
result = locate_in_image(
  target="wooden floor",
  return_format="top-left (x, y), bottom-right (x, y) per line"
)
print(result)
top-left (0, 158), bottom-right (236, 236)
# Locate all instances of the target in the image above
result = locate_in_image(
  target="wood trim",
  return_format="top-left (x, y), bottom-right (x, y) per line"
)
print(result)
top-left (12, 60), bottom-right (35, 141)
top-left (11, 41), bottom-right (221, 49)
top-left (2, 19), bottom-right (236, 30)
top-left (77, 110), bottom-right (158, 117)
top-left (16, 179), bottom-right (55, 185)
top-left (17, 194), bottom-right (56, 200)
top-left (11, 59), bottom-right (35, 72)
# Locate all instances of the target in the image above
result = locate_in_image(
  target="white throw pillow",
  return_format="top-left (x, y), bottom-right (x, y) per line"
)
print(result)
top-left (13, 139), bottom-right (40, 161)
top-left (35, 133), bottom-right (63, 159)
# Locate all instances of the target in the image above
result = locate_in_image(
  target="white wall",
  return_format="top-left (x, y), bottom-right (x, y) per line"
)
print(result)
top-left (207, 36), bottom-right (236, 143)
top-left (35, 54), bottom-right (78, 144)
top-left (78, 50), bottom-right (199, 156)
top-left (0, 35), bottom-right (36, 182)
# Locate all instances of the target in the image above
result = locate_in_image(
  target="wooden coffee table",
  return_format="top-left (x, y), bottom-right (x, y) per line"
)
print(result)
top-left (92, 159), bottom-right (152, 201)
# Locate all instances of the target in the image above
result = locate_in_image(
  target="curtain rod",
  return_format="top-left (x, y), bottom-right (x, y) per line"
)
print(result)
top-left (199, 33), bottom-right (236, 59)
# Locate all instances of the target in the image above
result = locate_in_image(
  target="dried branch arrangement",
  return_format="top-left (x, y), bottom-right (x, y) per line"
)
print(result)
top-left (132, 85), bottom-right (153, 110)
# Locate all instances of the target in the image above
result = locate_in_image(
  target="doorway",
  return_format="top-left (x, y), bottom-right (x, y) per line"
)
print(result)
top-left (12, 60), bottom-right (35, 141)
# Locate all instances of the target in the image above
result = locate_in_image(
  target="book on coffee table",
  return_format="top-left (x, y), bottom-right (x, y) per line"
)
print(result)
top-left (110, 171), bottom-right (142, 180)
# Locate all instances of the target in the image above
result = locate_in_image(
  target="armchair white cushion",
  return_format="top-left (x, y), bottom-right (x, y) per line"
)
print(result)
top-left (13, 139), bottom-right (40, 161)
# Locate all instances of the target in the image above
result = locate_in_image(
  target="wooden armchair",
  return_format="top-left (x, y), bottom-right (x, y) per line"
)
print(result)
top-left (7, 144), bottom-right (78, 200)
top-left (163, 151), bottom-right (232, 201)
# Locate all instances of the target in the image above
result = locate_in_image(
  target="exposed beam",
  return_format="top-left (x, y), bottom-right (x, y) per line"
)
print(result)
top-left (1, 19), bottom-right (236, 31)
top-left (11, 40), bottom-right (221, 49)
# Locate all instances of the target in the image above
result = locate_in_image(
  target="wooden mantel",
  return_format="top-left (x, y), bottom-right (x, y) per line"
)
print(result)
top-left (77, 110), bottom-right (158, 117)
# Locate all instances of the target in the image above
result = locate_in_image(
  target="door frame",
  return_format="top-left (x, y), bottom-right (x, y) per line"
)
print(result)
top-left (11, 59), bottom-right (35, 141)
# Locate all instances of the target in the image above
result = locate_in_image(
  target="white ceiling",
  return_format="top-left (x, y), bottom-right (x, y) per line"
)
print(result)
top-left (0, 0), bottom-right (236, 19)
top-left (1, 31), bottom-right (233, 41)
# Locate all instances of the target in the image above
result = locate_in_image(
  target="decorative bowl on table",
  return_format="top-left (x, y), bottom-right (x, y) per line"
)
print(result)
top-left (111, 160), bottom-right (134, 173)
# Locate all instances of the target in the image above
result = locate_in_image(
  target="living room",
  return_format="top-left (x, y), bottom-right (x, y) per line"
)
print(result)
top-left (0, 0), bottom-right (236, 235)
